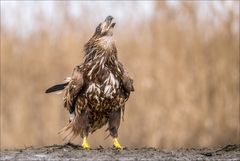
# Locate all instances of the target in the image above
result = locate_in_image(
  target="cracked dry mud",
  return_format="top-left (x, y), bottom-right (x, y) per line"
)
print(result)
top-left (1, 143), bottom-right (239, 160)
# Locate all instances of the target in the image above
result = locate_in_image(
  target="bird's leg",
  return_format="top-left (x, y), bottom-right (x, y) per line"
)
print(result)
top-left (80, 110), bottom-right (90, 150)
top-left (108, 108), bottom-right (122, 149)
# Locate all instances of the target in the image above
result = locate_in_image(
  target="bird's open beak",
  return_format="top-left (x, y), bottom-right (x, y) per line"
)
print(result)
top-left (105, 16), bottom-right (116, 29)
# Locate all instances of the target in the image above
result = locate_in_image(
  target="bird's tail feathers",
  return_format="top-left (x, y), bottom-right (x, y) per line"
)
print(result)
top-left (58, 114), bottom-right (83, 142)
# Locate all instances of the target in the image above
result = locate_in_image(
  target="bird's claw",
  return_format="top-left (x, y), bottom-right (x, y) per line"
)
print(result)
top-left (82, 137), bottom-right (90, 150)
top-left (113, 138), bottom-right (123, 150)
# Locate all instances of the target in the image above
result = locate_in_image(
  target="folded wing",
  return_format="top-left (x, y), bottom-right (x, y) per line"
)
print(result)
top-left (122, 74), bottom-right (134, 103)
top-left (64, 66), bottom-right (84, 113)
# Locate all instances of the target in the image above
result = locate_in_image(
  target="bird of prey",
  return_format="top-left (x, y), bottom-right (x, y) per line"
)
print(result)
top-left (46, 16), bottom-right (134, 150)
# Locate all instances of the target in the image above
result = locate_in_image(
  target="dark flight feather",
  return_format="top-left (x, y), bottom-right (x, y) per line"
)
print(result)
top-left (45, 82), bottom-right (69, 93)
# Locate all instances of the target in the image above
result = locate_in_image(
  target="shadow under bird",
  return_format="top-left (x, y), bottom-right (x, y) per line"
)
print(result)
top-left (46, 16), bottom-right (134, 150)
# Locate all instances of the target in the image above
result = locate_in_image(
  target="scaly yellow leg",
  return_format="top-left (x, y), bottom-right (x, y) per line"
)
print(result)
top-left (113, 138), bottom-right (122, 150)
top-left (82, 137), bottom-right (90, 150)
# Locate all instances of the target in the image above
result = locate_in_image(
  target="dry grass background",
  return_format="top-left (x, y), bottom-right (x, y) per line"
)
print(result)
top-left (1, 1), bottom-right (239, 149)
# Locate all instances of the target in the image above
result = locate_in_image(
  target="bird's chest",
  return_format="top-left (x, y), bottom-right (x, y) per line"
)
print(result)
top-left (85, 71), bottom-right (120, 108)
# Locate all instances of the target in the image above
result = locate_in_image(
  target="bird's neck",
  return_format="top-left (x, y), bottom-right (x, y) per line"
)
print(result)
top-left (84, 38), bottom-right (118, 65)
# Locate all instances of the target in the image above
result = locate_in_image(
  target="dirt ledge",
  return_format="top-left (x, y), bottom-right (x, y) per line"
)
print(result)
top-left (1, 143), bottom-right (239, 160)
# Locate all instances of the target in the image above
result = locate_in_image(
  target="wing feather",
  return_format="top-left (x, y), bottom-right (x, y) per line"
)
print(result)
top-left (64, 66), bottom-right (84, 113)
top-left (121, 71), bottom-right (134, 101)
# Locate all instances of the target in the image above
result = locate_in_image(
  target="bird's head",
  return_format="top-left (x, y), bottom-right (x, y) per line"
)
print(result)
top-left (94, 16), bottom-right (116, 37)
top-left (84, 16), bottom-right (117, 60)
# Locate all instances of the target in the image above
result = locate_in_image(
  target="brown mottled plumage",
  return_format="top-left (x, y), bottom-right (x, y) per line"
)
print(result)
top-left (46, 16), bottom-right (134, 149)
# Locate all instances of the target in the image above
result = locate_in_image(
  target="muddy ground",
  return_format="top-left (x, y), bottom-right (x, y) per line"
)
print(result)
top-left (1, 143), bottom-right (239, 161)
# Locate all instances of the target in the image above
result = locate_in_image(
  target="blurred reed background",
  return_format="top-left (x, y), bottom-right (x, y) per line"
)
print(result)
top-left (1, 1), bottom-right (239, 149)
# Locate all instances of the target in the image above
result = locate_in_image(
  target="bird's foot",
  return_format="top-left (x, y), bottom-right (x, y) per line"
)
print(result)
top-left (113, 138), bottom-right (122, 150)
top-left (82, 137), bottom-right (90, 150)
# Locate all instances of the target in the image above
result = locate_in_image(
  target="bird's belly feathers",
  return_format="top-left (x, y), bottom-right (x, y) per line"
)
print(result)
top-left (85, 72), bottom-right (121, 108)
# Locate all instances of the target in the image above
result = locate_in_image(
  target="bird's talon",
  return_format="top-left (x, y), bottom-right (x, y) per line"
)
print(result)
top-left (113, 138), bottom-right (123, 150)
top-left (82, 137), bottom-right (90, 150)
top-left (82, 143), bottom-right (90, 150)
